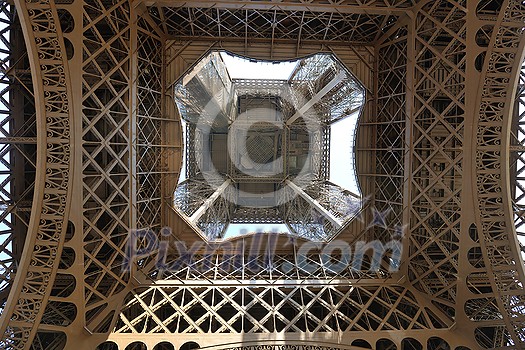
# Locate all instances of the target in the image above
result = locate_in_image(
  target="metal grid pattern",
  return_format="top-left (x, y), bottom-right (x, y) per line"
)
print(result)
top-left (0, 0), bottom-right (524, 349)
top-left (148, 6), bottom-right (399, 45)
top-left (136, 16), bottom-right (165, 232)
top-left (372, 25), bottom-right (407, 243)
top-left (289, 54), bottom-right (364, 125)
top-left (114, 285), bottom-right (446, 334)
top-left (304, 182), bottom-right (362, 225)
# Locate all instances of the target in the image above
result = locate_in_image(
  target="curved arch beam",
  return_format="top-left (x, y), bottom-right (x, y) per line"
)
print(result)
top-left (475, 0), bottom-right (525, 346)
top-left (0, 0), bottom-right (74, 348)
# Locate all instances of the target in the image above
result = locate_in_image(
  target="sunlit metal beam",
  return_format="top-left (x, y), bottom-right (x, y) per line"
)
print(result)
top-left (286, 180), bottom-right (341, 228)
top-left (190, 179), bottom-right (231, 223)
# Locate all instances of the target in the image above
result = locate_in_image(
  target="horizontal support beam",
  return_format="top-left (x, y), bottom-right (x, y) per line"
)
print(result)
top-left (510, 145), bottom-right (525, 152)
top-left (141, 0), bottom-right (411, 16)
top-left (0, 137), bottom-right (37, 144)
top-left (166, 35), bottom-right (374, 47)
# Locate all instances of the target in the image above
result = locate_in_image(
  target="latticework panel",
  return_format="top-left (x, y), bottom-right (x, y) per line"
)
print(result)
top-left (114, 285), bottom-right (446, 335)
top-left (149, 6), bottom-right (399, 45)
top-left (407, 0), bottom-right (466, 318)
top-left (373, 25), bottom-right (408, 242)
top-left (136, 17), bottom-right (164, 231)
top-left (82, 0), bottom-right (132, 328)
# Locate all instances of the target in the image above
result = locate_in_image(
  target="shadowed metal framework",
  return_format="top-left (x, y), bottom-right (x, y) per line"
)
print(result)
top-left (0, 0), bottom-right (523, 349)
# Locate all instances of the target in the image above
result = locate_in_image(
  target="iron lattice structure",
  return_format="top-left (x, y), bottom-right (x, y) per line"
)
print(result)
top-left (0, 0), bottom-right (522, 350)
top-left (172, 50), bottom-right (364, 242)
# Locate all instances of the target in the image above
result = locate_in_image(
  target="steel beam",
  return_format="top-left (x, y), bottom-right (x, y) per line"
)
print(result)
top-left (147, 278), bottom-right (396, 287)
top-left (141, 0), bottom-right (411, 16)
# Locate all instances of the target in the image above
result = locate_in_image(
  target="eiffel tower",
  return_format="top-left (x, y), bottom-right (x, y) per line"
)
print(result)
top-left (0, 0), bottom-right (524, 349)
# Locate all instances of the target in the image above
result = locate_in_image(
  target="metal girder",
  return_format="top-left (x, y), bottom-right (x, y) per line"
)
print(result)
top-left (148, 278), bottom-right (393, 287)
top-left (148, 5), bottom-right (400, 46)
top-left (140, 0), bottom-right (412, 16)
top-left (0, 137), bottom-right (37, 144)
